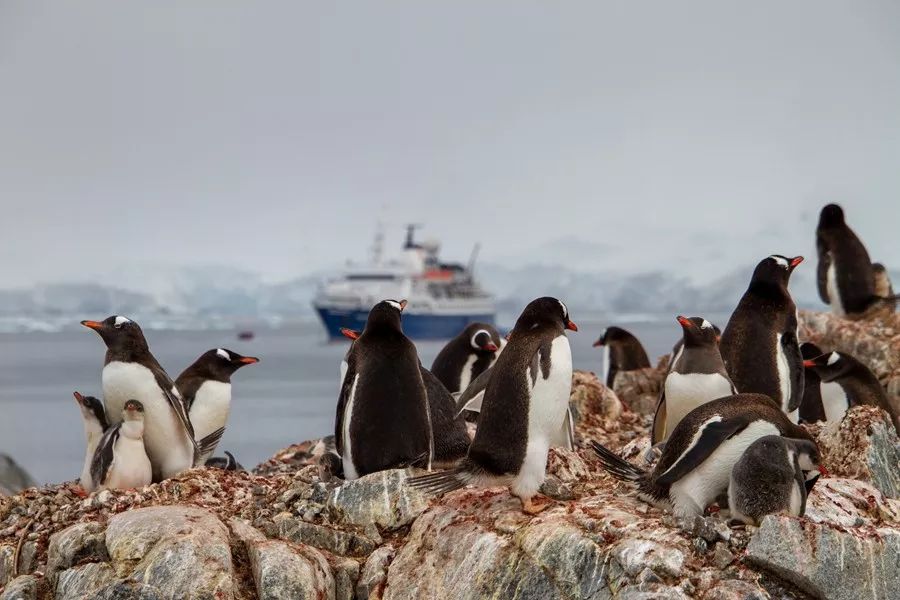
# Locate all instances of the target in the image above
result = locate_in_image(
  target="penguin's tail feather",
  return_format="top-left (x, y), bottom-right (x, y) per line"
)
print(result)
top-left (194, 427), bottom-right (226, 465)
top-left (591, 441), bottom-right (647, 483)
top-left (406, 465), bottom-right (474, 496)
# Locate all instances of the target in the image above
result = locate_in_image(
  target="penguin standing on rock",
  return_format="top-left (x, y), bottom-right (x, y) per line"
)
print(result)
top-left (90, 400), bottom-right (153, 491)
top-left (651, 316), bottom-right (735, 445)
top-left (431, 323), bottom-right (502, 394)
top-left (74, 392), bottom-right (109, 493)
top-left (803, 351), bottom-right (900, 433)
top-left (176, 348), bottom-right (259, 464)
top-left (798, 342), bottom-right (826, 424)
top-left (335, 300), bottom-right (434, 480)
top-left (728, 435), bottom-right (825, 525)
top-left (81, 316), bottom-right (218, 481)
top-left (719, 255), bottom-right (805, 422)
top-left (593, 393), bottom-right (817, 519)
top-left (410, 297), bottom-right (577, 514)
top-left (593, 327), bottom-right (651, 388)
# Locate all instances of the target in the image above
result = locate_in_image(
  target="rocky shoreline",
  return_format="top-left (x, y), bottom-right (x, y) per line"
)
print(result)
top-left (1, 311), bottom-right (898, 600)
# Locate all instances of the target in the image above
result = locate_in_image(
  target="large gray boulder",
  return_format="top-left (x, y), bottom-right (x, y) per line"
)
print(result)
top-left (0, 456), bottom-right (34, 497)
top-left (327, 470), bottom-right (428, 531)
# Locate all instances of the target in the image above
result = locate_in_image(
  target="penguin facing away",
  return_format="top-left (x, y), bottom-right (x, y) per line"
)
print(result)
top-left (335, 300), bottom-right (434, 480)
top-left (593, 393), bottom-right (815, 519)
top-left (431, 323), bottom-right (502, 394)
top-left (728, 435), bottom-right (825, 525)
top-left (816, 203), bottom-right (879, 317)
top-left (90, 400), bottom-right (153, 491)
top-left (798, 342), bottom-right (826, 424)
top-left (593, 326), bottom-right (651, 388)
top-left (803, 350), bottom-right (900, 433)
top-left (339, 327), bottom-right (469, 468)
top-left (872, 263), bottom-right (897, 313)
top-left (74, 392), bottom-right (109, 493)
top-left (176, 348), bottom-right (259, 464)
top-left (651, 316), bottom-right (735, 445)
top-left (719, 255), bottom-right (805, 422)
top-left (410, 297), bottom-right (578, 514)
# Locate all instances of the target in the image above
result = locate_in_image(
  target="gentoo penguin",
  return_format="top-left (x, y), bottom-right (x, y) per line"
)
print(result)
top-left (205, 451), bottom-right (244, 471)
top-left (728, 435), bottom-right (825, 525)
top-left (651, 316), bottom-right (735, 445)
top-left (339, 327), bottom-right (468, 467)
top-left (81, 316), bottom-right (201, 481)
top-left (431, 323), bottom-right (502, 394)
top-left (798, 342), bottom-right (826, 424)
top-left (719, 255), bottom-right (805, 422)
top-left (74, 392), bottom-right (109, 493)
top-left (668, 321), bottom-right (721, 373)
top-left (593, 326), bottom-right (651, 388)
top-left (593, 393), bottom-right (815, 518)
top-left (803, 350), bottom-right (900, 433)
top-left (90, 400), bottom-right (153, 491)
top-left (873, 263), bottom-right (897, 313)
top-left (816, 203), bottom-right (883, 317)
top-left (410, 297), bottom-right (577, 514)
top-left (335, 300), bottom-right (433, 480)
top-left (176, 348), bottom-right (259, 464)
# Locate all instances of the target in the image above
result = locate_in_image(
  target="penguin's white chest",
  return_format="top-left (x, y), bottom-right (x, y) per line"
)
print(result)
top-left (820, 381), bottom-right (849, 422)
top-left (80, 427), bottom-right (104, 491)
top-left (103, 428), bottom-right (152, 491)
top-left (189, 381), bottom-right (232, 449)
top-left (457, 353), bottom-right (479, 393)
top-left (663, 373), bottom-right (733, 437)
top-left (341, 374), bottom-right (361, 481)
top-left (826, 262), bottom-right (845, 316)
top-left (102, 361), bottom-right (166, 423)
top-left (774, 334), bottom-right (792, 410)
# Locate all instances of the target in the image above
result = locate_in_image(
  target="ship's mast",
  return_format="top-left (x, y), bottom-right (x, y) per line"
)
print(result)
top-left (370, 222), bottom-right (384, 266)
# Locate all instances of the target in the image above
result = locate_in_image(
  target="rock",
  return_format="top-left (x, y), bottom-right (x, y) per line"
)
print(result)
top-left (274, 513), bottom-right (376, 557)
top-left (746, 515), bottom-right (900, 600)
top-left (711, 544), bottom-right (734, 570)
top-left (805, 477), bottom-right (900, 527)
top-left (92, 580), bottom-right (166, 600)
top-left (610, 538), bottom-right (685, 579)
top-left (808, 405), bottom-right (900, 498)
top-left (570, 370), bottom-right (623, 422)
top-left (105, 506), bottom-right (234, 599)
top-left (231, 518), bottom-right (336, 600)
top-left (611, 358), bottom-right (668, 416)
top-left (357, 544), bottom-right (394, 600)
top-left (55, 562), bottom-right (116, 600)
top-left (328, 555), bottom-right (360, 600)
top-left (327, 469), bottom-right (428, 530)
top-left (0, 546), bottom-right (14, 588)
top-left (46, 522), bottom-right (108, 582)
top-left (700, 580), bottom-right (768, 600)
top-left (0, 574), bottom-right (44, 600)
top-left (0, 457), bottom-right (35, 498)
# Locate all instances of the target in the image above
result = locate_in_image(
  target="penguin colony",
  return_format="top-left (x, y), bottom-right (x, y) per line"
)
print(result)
top-left (61, 203), bottom-right (892, 529)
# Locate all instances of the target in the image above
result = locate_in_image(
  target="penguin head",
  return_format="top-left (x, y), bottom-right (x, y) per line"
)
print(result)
top-left (593, 326), bottom-right (631, 347)
top-left (365, 299), bottom-right (407, 331)
top-left (800, 342), bottom-right (824, 360)
top-left (818, 203), bottom-right (845, 228)
top-left (80, 315), bottom-right (148, 352)
top-left (514, 297), bottom-right (577, 333)
top-left (803, 350), bottom-right (849, 382)
top-left (73, 391), bottom-right (109, 429)
top-left (675, 316), bottom-right (718, 347)
top-left (202, 348), bottom-right (260, 379)
top-left (123, 399), bottom-right (145, 421)
top-left (750, 255), bottom-right (804, 290)
top-left (465, 323), bottom-right (500, 353)
top-left (788, 437), bottom-right (827, 481)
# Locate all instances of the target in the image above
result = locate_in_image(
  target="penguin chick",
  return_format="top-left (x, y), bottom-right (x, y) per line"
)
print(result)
top-left (74, 391), bottom-right (109, 493)
top-left (91, 400), bottom-right (153, 491)
top-left (728, 435), bottom-right (826, 525)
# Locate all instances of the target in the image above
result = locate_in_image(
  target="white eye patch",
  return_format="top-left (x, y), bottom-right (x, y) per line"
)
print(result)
top-left (827, 352), bottom-right (840, 366)
top-left (769, 255), bottom-right (789, 269)
top-left (217, 348), bottom-right (231, 361)
top-left (701, 319), bottom-right (713, 329)
top-left (470, 329), bottom-right (491, 349)
top-left (558, 299), bottom-right (568, 318)
top-left (386, 300), bottom-right (403, 312)
top-left (114, 316), bottom-right (131, 326)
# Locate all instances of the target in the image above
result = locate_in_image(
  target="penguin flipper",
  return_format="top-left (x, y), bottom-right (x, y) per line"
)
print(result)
top-left (90, 424), bottom-right (121, 488)
top-left (651, 388), bottom-right (667, 445)
top-left (550, 407), bottom-right (575, 450)
top-left (163, 385), bottom-right (199, 454)
top-left (780, 331), bottom-right (804, 413)
top-left (454, 365), bottom-right (493, 417)
top-left (195, 427), bottom-right (226, 465)
top-left (816, 236), bottom-right (831, 304)
top-left (656, 417), bottom-right (750, 486)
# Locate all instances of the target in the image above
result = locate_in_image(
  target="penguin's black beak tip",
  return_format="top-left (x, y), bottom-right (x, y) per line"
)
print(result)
top-left (73, 391), bottom-right (84, 404)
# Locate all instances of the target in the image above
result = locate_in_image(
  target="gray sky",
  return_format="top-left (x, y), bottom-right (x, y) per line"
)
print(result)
top-left (2, 1), bottom-right (899, 288)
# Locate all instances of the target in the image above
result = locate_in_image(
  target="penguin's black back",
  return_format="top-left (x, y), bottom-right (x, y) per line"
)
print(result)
top-left (430, 323), bottom-right (500, 393)
top-left (338, 325), bottom-right (430, 476)
top-left (824, 354), bottom-right (898, 431)
top-left (798, 343), bottom-right (825, 424)
top-left (420, 367), bottom-right (470, 464)
top-left (816, 205), bottom-right (877, 314)
top-left (467, 324), bottom-right (557, 476)
top-left (602, 327), bottom-right (651, 388)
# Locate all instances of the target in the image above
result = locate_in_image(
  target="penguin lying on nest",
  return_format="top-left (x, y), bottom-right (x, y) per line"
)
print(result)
top-left (593, 393), bottom-right (822, 519)
top-left (409, 297), bottom-right (577, 514)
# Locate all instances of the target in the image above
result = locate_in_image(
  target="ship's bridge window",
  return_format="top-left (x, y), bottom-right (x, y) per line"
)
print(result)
top-left (346, 274), bottom-right (397, 281)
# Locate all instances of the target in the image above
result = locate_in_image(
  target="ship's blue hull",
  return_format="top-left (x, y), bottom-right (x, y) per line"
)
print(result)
top-left (316, 307), bottom-right (495, 340)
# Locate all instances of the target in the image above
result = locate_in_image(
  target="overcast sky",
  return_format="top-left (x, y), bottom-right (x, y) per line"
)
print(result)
top-left (1, 1), bottom-right (899, 288)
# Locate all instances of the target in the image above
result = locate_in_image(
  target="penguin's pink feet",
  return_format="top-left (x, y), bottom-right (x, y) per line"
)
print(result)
top-left (521, 495), bottom-right (551, 515)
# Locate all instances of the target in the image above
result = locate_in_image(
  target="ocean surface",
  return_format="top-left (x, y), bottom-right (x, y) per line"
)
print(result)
top-left (0, 318), bottom-right (681, 485)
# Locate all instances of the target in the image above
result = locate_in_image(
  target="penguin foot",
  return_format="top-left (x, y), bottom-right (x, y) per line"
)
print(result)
top-left (521, 495), bottom-right (551, 515)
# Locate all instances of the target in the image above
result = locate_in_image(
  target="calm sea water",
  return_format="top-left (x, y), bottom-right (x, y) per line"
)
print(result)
top-left (0, 318), bottom-right (679, 484)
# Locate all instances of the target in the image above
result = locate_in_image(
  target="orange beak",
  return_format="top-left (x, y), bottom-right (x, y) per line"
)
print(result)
top-left (676, 315), bottom-right (693, 328)
top-left (483, 342), bottom-right (499, 352)
top-left (818, 465), bottom-right (829, 477)
top-left (340, 328), bottom-right (360, 341)
top-left (790, 256), bottom-right (804, 268)
top-left (81, 320), bottom-right (103, 330)
top-left (566, 320), bottom-right (578, 332)
top-left (399, 299), bottom-right (408, 311)
top-left (239, 356), bottom-right (259, 364)
top-left (73, 391), bottom-right (84, 404)
top-left (803, 359), bottom-right (817, 368)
